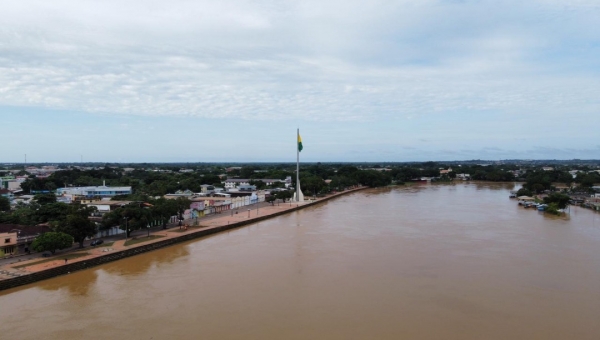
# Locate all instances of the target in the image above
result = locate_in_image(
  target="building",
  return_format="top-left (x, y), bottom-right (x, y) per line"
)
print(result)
top-left (56, 185), bottom-right (132, 198)
top-left (0, 188), bottom-right (14, 201)
top-left (223, 177), bottom-right (291, 189)
top-left (200, 185), bottom-right (215, 194)
top-left (85, 200), bottom-right (134, 216)
top-left (0, 231), bottom-right (17, 256)
top-left (439, 168), bottom-right (453, 175)
top-left (0, 224), bottom-right (51, 256)
top-left (456, 173), bottom-right (471, 180)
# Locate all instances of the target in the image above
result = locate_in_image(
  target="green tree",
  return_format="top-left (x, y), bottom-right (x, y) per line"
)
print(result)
top-left (0, 196), bottom-right (10, 212)
top-left (250, 180), bottom-right (267, 190)
top-left (516, 188), bottom-right (532, 197)
top-left (34, 202), bottom-right (70, 224)
top-left (302, 176), bottom-right (326, 197)
top-left (31, 232), bottom-right (73, 254)
top-left (275, 190), bottom-right (292, 202)
top-left (34, 193), bottom-right (57, 205)
top-left (543, 193), bottom-right (570, 209)
top-left (55, 205), bottom-right (98, 248)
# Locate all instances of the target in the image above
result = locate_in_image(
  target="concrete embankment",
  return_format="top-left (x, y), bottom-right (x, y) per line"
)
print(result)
top-left (0, 187), bottom-right (367, 292)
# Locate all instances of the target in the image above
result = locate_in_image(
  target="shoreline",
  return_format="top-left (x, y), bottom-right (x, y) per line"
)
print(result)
top-left (0, 187), bottom-right (368, 292)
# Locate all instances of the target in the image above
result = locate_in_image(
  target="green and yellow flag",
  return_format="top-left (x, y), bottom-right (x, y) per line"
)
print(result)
top-left (298, 133), bottom-right (303, 152)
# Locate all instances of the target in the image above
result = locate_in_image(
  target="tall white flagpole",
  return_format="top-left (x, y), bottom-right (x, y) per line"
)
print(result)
top-left (296, 128), bottom-right (300, 201)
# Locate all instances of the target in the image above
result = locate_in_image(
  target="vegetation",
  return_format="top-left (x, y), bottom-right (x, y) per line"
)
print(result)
top-left (545, 203), bottom-right (561, 216)
top-left (543, 193), bottom-right (570, 209)
top-left (0, 196), bottom-right (10, 212)
top-left (31, 232), bottom-right (73, 254)
top-left (516, 188), bottom-right (532, 197)
top-left (101, 197), bottom-right (190, 237)
top-left (56, 207), bottom-right (98, 248)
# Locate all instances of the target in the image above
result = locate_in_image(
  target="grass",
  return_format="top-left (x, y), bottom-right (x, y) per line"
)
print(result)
top-left (12, 252), bottom-right (90, 269)
top-left (124, 235), bottom-right (164, 246)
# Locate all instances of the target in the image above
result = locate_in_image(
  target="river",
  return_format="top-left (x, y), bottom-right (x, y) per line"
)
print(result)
top-left (1, 183), bottom-right (600, 339)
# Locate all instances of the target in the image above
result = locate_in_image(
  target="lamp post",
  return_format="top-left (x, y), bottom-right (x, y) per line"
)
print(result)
top-left (122, 217), bottom-right (128, 241)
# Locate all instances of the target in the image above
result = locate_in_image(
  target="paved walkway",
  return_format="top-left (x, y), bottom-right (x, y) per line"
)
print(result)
top-left (0, 188), bottom-right (364, 277)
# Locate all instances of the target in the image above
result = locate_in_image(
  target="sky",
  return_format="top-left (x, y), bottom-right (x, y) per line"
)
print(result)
top-left (1, 0), bottom-right (599, 163)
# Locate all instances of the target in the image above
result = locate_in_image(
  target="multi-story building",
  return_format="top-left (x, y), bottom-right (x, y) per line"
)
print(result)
top-left (56, 185), bottom-right (132, 198)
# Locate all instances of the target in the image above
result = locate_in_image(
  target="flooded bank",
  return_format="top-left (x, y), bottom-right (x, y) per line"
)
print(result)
top-left (2, 183), bottom-right (600, 339)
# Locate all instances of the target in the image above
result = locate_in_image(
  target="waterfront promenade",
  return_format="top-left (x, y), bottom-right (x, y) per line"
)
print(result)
top-left (0, 187), bottom-right (366, 290)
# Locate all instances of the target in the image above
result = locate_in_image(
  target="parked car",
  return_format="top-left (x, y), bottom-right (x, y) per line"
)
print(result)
top-left (90, 239), bottom-right (104, 246)
top-left (42, 252), bottom-right (52, 257)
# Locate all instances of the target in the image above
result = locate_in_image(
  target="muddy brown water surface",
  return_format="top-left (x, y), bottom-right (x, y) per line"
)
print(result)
top-left (2, 183), bottom-right (600, 339)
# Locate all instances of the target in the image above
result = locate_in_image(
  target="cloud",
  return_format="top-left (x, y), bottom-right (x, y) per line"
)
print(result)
top-left (0, 0), bottom-right (598, 125)
top-left (0, 0), bottom-right (599, 163)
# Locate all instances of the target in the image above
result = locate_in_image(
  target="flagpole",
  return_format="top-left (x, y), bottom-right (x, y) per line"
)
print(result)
top-left (296, 128), bottom-right (300, 202)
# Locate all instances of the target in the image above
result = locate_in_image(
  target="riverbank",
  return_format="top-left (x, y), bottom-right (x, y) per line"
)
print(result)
top-left (0, 187), bottom-right (368, 291)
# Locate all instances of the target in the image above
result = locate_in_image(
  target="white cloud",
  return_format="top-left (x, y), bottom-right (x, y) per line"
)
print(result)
top-left (0, 0), bottom-right (598, 126)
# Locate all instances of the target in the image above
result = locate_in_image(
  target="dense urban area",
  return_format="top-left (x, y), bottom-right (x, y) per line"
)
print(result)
top-left (1, 160), bottom-right (599, 257)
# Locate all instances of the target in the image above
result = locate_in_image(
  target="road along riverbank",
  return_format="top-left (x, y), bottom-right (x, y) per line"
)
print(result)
top-left (0, 187), bottom-right (367, 292)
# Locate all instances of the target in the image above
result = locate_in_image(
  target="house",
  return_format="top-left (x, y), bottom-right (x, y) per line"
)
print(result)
top-left (165, 190), bottom-right (194, 199)
top-left (85, 200), bottom-right (134, 216)
top-left (200, 185), bottom-right (215, 194)
top-left (0, 224), bottom-right (51, 256)
top-left (0, 231), bottom-right (17, 256)
top-left (456, 173), bottom-right (471, 180)
top-left (542, 167), bottom-right (554, 171)
top-left (439, 168), bottom-right (453, 175)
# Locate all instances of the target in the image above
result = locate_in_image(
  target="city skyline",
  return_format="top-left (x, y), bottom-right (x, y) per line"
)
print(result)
top-left (1, 1), bottom-right (599, 162)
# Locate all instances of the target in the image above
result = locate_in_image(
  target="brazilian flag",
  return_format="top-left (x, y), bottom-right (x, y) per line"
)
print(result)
top-left (298, 133), bottom-right (303, 152)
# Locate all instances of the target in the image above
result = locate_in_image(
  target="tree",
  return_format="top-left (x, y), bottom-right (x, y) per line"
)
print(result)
top-left (31, 232), bottom-right (73, 254)
top-left (0, 196), bottom-right (10, 212)
top-left (34, 193), bottom-right (57, 205)
top-left (516, 188), bottom-right (532, 197)
top-left (250, 180), bottom-right (267, 190)
top-left (56, 211), bottom-right (98, 248)
top-left (34, 202), bottom-right (70, 224)
top-left (543, 193), bottom-right (570, 209)
top-left (275, 190), bottom-right (292, 202)
top-left (302, 176), bottom-right (326, 197)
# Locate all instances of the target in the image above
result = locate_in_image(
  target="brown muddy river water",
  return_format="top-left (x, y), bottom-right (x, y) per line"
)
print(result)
top-left (2, 183), bottom-right (600, 339)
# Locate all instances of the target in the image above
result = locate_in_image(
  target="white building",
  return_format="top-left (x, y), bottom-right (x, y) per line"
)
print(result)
top-left (56, 185), bottom-right (132, 198)
top-left (223, 177), bottom-right (292, 189)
